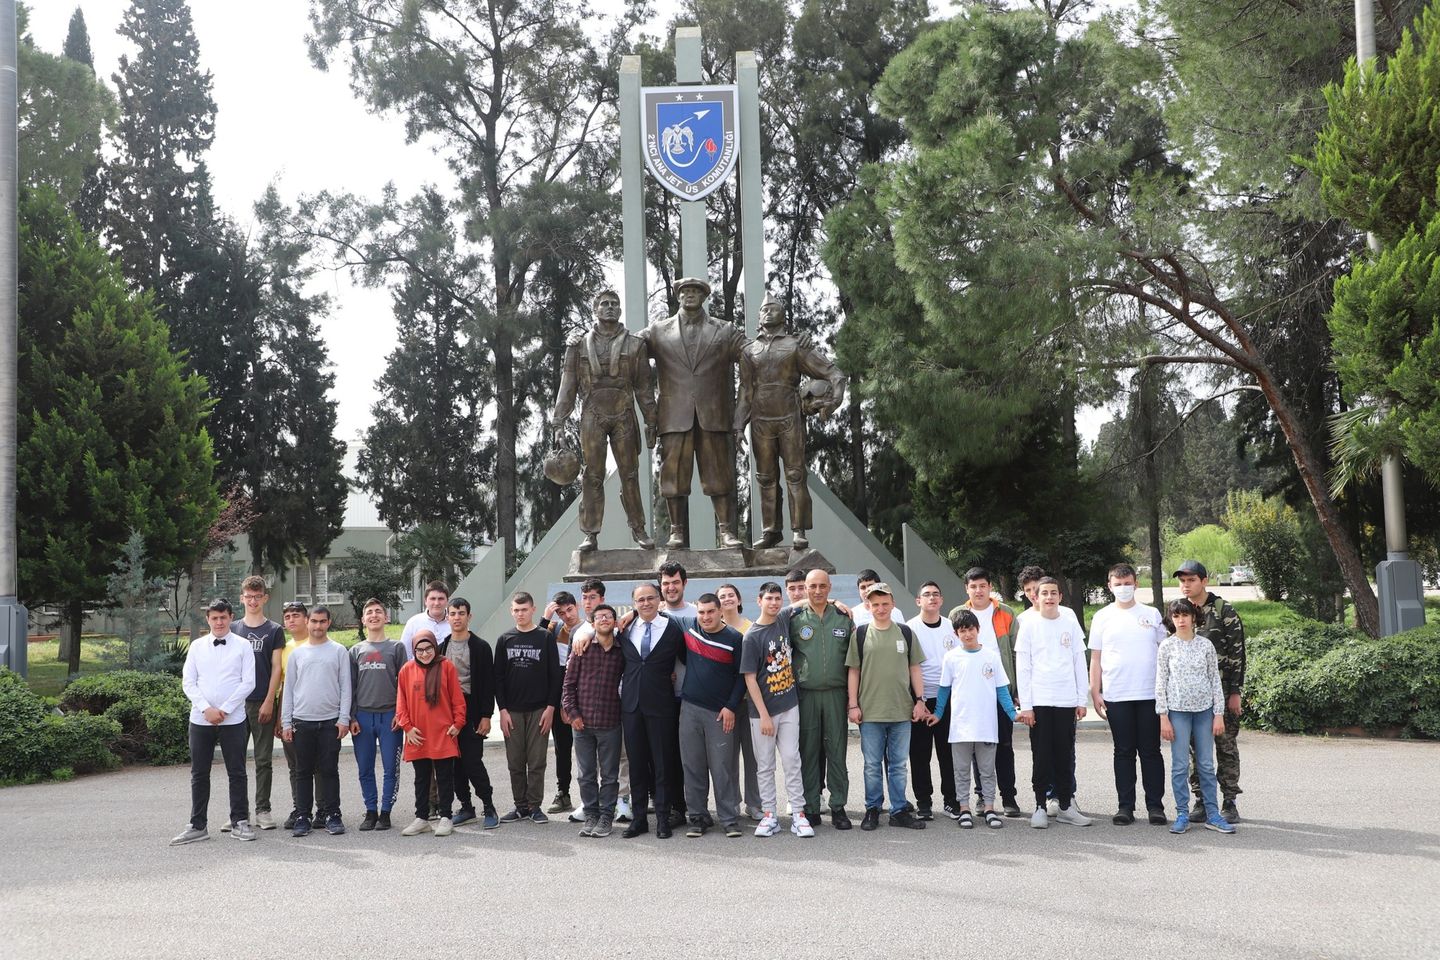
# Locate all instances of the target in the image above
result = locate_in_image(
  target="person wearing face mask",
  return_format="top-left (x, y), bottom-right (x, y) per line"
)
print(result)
top-left (1088, 563), bottom-right (1168, 826)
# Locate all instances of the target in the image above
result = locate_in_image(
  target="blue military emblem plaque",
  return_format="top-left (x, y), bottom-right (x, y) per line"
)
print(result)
top-left (641, 85), bottom-right (740, 201)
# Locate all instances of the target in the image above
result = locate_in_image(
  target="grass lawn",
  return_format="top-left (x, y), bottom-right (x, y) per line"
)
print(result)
top-left (22, 622), bottom-right (406, 698)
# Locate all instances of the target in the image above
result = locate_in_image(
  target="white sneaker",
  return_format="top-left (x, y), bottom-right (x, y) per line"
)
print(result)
top-left (1046, 798), bottom-right (1060, 818)
top-left (791, 812), bottom-right (815, 838)
top-left (230, 820), bottom-right (256, 841)
top-left (401, 817), bottom-right (433, 836)
top-left (569, 808), bottom-right (586, 823)
top-left (170, 826), bottom-right (208, 845)
top-left (616, 797), bottom-right (634, 822)
top-left (434, 817), bottom-right (454, 837)
top-left (1056, 807), bottom-right (1093, 826)
top-left (255, 810), bottom-right (276, 830)
top-left (1030, 807), bottom-right (1049, 829)
top-left (754, 814), bottom-right (780, 837)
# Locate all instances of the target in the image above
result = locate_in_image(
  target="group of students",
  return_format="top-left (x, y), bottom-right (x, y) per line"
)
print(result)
top-left (173, 559), bottom-right (1248, 845)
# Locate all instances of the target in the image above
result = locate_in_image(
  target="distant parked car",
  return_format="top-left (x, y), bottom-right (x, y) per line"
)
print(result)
top-left (1219, 565), bottom-right (1254, 586)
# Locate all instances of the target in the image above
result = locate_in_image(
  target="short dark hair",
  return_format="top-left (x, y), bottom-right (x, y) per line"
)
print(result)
top-left (581, 578), bottom-right (606, 596)
top-left (1037, 576), bottom-right (1060, 589)
top-left (857, 569), bottom-right (880, 587)
top-left (950, 609), bottom-right (980, 632)
top-left (964, 567), bottom-right (992, 584)
top-left (1167, 598), bottom-right (1201, 623)
top-left (919, 580), bottom-right (942, 594)
top-left (1109, 562), bottom-right (1138, 580)
top-left (658, 561), bottom-right (687, 582)
top-left (206, 598), bottom-right (233, 615)
top-left (511, 591), bottom-right (534, 606)
top-left (282, 600), bottom-right (308, 615)
top-left (758, 581), bottom-right (783, 597)
top-left (448, 598), bottom-right (471, 614)
top-left (1018, 565), bottom-right (1046, 586)
top-left (593, 603), bottom-right (617, 620)
top-left (552, 590), bottom-right (577, 607)
top-left (361, 597), bottom-right (385, 613)
top-left (695, 592), bottom-right (721, 608)
top-left (310, 605), bottom-right (332, 622)
top-left (785, 568), bottom-right (807, 584)
top-left (424, 580), bottom-right (450, 598)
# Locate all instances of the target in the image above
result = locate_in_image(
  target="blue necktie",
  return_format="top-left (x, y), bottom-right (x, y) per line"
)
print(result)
top-left (641, 620), bottom-right (653, 659)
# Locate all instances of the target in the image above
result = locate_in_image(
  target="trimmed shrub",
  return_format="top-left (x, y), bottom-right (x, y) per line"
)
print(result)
top-left (0, 669), bottom-right (121, 783)
top-left (1245, 621), bottom-right (1440, 738)
top-left (59, 669), bottom-right (189, 764)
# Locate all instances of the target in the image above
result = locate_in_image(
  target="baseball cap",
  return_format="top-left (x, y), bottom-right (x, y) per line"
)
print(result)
top-left (861, 582), bottom-right (894, 599)
top-left (1171, 560), bottom-right (1208, 579)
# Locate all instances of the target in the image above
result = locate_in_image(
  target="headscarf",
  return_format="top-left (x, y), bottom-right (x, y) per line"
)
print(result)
top-left (412, 630), bottom-right (443, 706)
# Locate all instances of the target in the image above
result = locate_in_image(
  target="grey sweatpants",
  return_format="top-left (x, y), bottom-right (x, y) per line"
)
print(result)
top-left (951, 741), bottom-right (999, 807)
top-left (751, 704), bottom-right (804, 816)
top-left (679, 699), bottom-right (740, 825)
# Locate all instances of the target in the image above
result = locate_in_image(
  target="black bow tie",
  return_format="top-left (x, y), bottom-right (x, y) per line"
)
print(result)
top-left (214, 637), bottom-right (226, 646)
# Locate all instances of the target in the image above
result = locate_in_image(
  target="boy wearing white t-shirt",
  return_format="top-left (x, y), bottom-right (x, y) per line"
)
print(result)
top-left (1089, 563), bottom-right (1168, 825)
top-left (907, 581), bottom-right (960, 820)
top-left (1018, 564), bottom-right (1083, 815)
top-left (1015, 577), bottom-right (1091, 828)
top-left (931, 609), bottom-right (1016, 829)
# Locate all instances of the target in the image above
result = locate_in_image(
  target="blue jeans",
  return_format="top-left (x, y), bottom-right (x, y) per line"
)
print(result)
top-left (859, 721), bottom-right (911, 814)
top-left (353, 709), bottom-right (403, 813)
top-left (1168, 710), bottom-right (1219, 817)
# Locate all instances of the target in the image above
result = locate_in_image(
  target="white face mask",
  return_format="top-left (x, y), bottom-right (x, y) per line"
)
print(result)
top-left (1113, 584), bottom-right (1137, 603)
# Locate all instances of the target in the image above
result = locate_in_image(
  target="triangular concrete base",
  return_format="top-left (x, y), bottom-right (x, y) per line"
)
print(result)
top-left (460, 468), bottom-right (958, 641)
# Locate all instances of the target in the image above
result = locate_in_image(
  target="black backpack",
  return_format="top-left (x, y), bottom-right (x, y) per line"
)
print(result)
top-left (854, 622), bottom-right (915, 662)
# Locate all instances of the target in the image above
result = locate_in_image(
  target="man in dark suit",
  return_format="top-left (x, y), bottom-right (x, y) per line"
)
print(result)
top-left (618, 581), bottom-right (686, 838)
top-left (641, 276), bottom-right (747, 549)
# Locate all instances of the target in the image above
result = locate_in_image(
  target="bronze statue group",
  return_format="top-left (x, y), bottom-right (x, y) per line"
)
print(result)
top-left (174, 558), bottom-right (1247, 845)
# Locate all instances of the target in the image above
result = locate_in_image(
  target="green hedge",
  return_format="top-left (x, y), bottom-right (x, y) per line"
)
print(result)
top-left (0, 669), bottom-right (121, 783)
top-left (1245, 620), bottom-right (1440, 738)
top-left (59, 670), bottom-right (190, 764)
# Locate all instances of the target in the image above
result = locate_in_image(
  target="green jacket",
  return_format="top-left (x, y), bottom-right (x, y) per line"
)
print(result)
top-left (788, 603), bottom-right (854, 692)
top-left (1198, 591), bottom-right (1246, 696)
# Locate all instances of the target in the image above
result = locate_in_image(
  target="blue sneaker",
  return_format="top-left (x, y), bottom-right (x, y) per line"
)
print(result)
top-left (292, 815), bottom-right (312, 837)
top-left (325, 814), bottom-right (346, 835)
top-left (451, 807), bottom-right (478, 827)
top-left (530, 808), bottom-right (550, 824)
top-left (1170, 814), bottom-right (1190, 834)
top-left (1204, 815), bottom-right (1236, 835)
top-left (482, 808), bottom-right (500, 830)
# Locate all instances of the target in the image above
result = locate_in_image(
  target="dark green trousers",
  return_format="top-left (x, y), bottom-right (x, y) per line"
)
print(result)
top-left (798, 688), bottom-right (849, 815)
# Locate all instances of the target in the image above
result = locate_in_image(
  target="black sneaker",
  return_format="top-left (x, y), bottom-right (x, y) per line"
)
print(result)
top-left (292, 815), bottom-right (312, 838)
top-left (452, 807), bottom-right (478, 827)
top-left (1189, 799), bottom-right (1207, 821)
top-left (377, 811), bottom-right (392, 831)
top-left (325, 815), bottom-right (346, 835)
top-left (499, 808), bottom-right (526, 824)
top-left (1002, 798), bottom-right (1023, 818)
top-left (1221, 800), bottom-right (1240, 824)
top-left (942, 802), bottom-right (962, 821)
top-left (916, 804), bottom-right (934, 821)
top-left (889, 808), bottom-right (926, 830)
top-left (359, 810), bottom-right (378, 831)
top-left (284, 811), bottom-right (298, 831)
top-left (1147, 808), bottom-right (1167, 826)
top-left (685, 818), bottom-right (706, 838)
top-left (830, 808), bottom-right (853, 830)
top-left (1112, 808), bottom-right (1135, 825)
top-left (860, 808), bottom-right (880, 831)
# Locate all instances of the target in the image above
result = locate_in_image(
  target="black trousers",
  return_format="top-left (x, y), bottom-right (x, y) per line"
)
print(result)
top-left (292, 718), bottom-right (343, 820)
top-left (453, 724), bottom-right (494, 812)
top-left (982, 702), bottom-right (1017, 803)
top-left (413, 758), bottom-right (456, 821)
top-left (188, 721), bottom-right (249, 830)
top-left (622, 709), bottom-right (677, 822)
top-left (1030, 706), bottom-right (1077, 810)
top-left (1107, 698), bottom-right (1166, 811)
top-left (910, 697), bottom-right (955, 808)
top-left (552, 720), bottom-right (573, 794)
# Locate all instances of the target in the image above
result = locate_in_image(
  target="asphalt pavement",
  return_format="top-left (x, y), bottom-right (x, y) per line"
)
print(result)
top-left (1, 729), bottom-right (1436, 959)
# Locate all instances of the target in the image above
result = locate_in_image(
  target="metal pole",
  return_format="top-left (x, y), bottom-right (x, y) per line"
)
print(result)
top-left (0, 0), bottom-right (25, 676)
top-left (1356, 0), bottom-right (1426, 633)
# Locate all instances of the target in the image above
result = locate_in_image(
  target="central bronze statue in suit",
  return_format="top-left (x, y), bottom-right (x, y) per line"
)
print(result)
top-left (641, 276), bottom-right (746, 550)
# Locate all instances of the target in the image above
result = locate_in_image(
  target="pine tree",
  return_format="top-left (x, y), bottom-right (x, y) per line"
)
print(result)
top-left (63, 7), bottom-right (94, 69)
top-left (19, 189), bottom-right (220, 673)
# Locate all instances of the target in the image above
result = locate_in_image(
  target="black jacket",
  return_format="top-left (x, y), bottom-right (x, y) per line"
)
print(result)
top-left (438, 633), bottom-right (495, 729)
top-left (618, 615), bottom-right (684, 718)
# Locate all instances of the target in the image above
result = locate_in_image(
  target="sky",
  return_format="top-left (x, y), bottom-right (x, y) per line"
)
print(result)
top-left (27, 0), bottom-right (1107, 476)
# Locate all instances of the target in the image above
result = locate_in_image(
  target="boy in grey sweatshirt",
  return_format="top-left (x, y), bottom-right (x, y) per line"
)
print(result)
top-left (349, 597), bottom-right (407, 830)
top-left (281, 606), bottom-right (352, 837)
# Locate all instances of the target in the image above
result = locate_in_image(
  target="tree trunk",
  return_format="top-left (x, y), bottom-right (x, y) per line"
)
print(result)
top-left (1139, 368), bottom-right (1166, 610)
top-left (1254, 366), bottom-right (1381, 635)
top-left (847, 385), bottom-right (867, 525)
top-left (64, 598), bottom-right (83, 676)
top-left (494, 327), bottom-right (517, 570)
top-left (307, 558), bottom-right (319, 604)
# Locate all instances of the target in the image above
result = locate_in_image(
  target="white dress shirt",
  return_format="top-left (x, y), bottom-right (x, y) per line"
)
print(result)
top-left (182, 631), bottom-right (255, 725)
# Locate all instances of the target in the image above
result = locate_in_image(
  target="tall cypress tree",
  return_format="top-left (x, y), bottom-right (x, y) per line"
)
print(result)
top-left (62, 7), bottom-right (94, 69)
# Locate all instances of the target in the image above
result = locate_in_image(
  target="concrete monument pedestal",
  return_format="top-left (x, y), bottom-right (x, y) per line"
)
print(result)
top-left (566, 545), bottom-right (836, 582)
